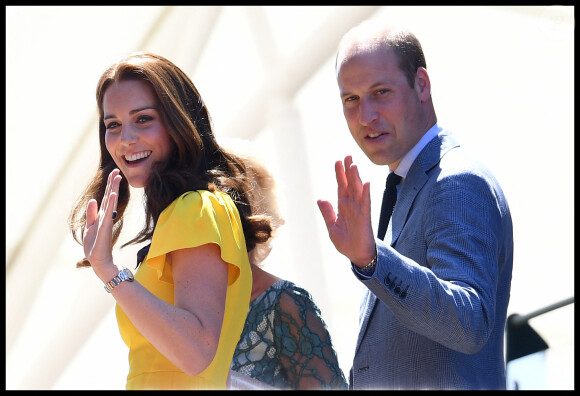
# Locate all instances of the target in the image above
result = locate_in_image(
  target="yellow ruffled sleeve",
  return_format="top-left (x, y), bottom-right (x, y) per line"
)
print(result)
top-left (146, 190), bottom-right (247, 284)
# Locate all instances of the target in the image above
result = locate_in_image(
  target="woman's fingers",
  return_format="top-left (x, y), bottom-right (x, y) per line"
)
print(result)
top-left (102, 169), bottom-right (120, 216)
top-left (100, 169), bottom-right (121, 219)
top-left (107, 174), bottom-right (122, 220)
top-left (85, 199), bottom-right (98, 228)
top-left (83, 199), bottom-right (98, 261)
top-left (83, 170), bottom-right (122, 264)
top-left (101, 171), bottom-right (113, 216)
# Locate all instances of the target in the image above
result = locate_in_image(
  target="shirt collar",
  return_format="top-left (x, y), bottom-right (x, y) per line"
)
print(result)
top-left (394, 123), bottom-right (442, 178)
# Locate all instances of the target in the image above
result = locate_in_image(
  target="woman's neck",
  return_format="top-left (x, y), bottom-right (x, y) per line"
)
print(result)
top-left (249, 264), bottom-right (281, 302)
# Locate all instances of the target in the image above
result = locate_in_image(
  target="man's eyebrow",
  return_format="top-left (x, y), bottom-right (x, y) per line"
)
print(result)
top-left (340, 81), bottom-right (391, 98)
top-left (104, 106), bottom-right (157, 120)
top-left (340, 90), bottom-right (353, 99)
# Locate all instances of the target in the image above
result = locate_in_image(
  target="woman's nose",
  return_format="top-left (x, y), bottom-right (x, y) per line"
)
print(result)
top-left (120, 125), bottom-right (138, 143)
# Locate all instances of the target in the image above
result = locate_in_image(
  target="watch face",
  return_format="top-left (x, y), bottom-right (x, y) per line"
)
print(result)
top-left (120, 268), bottom-right (134, 282)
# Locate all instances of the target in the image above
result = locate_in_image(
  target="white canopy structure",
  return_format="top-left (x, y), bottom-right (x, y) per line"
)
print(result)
top-left (6, 6), bottom-right (574, 390)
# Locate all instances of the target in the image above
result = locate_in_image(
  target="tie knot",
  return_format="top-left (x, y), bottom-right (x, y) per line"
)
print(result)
top-left (386, 172), bottom-right (402, 189)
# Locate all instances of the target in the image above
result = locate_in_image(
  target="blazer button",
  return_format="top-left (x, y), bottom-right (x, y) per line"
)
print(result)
top-left (384, 272), bottom-right (392, 287)
top-left (394, 280), bottom-right (403, 294)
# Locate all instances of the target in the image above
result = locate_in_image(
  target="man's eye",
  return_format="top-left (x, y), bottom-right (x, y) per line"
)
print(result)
top-left (344, 96), bottom-right (358, 103)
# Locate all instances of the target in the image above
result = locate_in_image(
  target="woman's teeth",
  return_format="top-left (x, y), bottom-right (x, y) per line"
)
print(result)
top-left (125, 151), bottom-right (152, 162)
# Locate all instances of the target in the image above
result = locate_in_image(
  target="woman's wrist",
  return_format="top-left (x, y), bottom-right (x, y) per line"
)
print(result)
top-left (91, 260), bottom-right (120, 284)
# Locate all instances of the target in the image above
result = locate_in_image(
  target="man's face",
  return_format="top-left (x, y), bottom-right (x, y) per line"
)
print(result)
top-left (337, 45), bottom-right (428, 169)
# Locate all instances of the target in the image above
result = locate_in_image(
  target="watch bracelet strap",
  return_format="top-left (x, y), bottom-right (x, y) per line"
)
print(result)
top-left (359, 251), bottom-right (378, 276)
top-left (104, 268), bottom-right (132, 293)
top-left (104, 277), bottom-right (121, 293)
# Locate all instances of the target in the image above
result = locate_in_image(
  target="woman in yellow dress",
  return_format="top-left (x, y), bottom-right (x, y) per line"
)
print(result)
top-left (69, 52), bottom-right (272, 390)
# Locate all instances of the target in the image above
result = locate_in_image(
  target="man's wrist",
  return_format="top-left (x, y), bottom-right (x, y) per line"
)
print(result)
top-left (359, 251), bottom-right (378, 276)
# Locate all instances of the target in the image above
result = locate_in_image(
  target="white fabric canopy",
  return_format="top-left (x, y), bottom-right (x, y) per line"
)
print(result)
top-left (6, 5), bottom-right (574, 390)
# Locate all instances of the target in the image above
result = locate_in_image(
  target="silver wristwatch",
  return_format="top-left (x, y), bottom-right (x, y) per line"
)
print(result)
top-left (104, 268), bottom-right (134, 293)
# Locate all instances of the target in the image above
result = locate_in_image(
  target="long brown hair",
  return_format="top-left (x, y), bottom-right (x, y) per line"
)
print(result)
top-left (69, 52), bottom-right (272, 267)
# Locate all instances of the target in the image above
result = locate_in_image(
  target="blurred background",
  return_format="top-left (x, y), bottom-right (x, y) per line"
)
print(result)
top-left (5, 5), bottom-right (574, 390)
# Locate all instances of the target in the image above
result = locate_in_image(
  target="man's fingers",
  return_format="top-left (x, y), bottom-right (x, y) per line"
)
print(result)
top-left (347, 164), bottom-right (364, 198)
top-left (344, 155), bottom-right (353, 168)
top-left (335, 160), bottom-right (348, 197)
top-left (317, 200), bottom-right (336, 230)
top-left (362, 181), bottom-right (372, 217)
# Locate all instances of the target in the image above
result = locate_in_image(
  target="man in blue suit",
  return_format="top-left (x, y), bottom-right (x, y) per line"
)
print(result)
top-left (317, 20), bottom-right (513, 390)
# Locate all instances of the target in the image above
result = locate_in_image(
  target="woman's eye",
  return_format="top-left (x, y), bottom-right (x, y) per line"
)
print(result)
top-left (137, 115), bottom-right (153, 124)
top-left (105, 121), bottom-right (120, 130)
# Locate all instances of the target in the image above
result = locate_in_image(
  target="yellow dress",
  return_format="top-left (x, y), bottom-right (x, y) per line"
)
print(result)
top-left (115, 190), bottom-right (252, 390)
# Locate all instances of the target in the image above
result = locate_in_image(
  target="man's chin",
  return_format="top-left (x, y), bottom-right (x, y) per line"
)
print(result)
top-left (367, 154), bottom-right (392, 167)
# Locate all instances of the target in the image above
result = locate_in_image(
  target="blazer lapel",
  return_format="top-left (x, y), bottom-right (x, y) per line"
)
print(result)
top-left (387, 130), bottom-right (459, 246)
top-left (386, 168), bottom-right (427, 245)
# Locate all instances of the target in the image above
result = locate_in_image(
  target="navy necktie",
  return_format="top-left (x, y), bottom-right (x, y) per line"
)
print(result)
top-left (377, 172), bottom-right (402, 240)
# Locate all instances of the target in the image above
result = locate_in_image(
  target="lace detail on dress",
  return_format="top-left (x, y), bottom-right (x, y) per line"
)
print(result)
top-left (231, 280), bottom-right (348, 390)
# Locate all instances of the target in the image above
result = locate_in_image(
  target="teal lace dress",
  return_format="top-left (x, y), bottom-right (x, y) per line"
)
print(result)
top-left (231, 280), bottom-right (348, 390)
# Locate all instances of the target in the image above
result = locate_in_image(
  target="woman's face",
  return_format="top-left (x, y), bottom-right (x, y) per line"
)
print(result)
top-left (103, 79), bottom-right (173, 188)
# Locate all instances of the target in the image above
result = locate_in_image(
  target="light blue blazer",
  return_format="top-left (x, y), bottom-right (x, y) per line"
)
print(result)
top-left (350, 130), bottom-right (513, 390)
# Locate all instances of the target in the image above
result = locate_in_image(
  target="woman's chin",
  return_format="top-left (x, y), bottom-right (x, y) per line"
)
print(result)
top-left (126, 177), bottom-right (148, 189)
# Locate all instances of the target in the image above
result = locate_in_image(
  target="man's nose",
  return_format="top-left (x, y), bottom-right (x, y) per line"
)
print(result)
top-left (358, 99), bottom-right (378, 126)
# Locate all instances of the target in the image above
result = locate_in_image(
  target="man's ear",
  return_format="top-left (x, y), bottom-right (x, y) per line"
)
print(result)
top-left (415, 67), bottom-right (431, 102)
